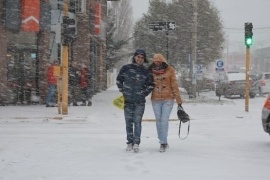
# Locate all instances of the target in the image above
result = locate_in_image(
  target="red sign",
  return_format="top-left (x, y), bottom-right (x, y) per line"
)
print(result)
top-left (94, 3), bottom-right (101, 35)
top-left (21, 0), bottom-right (40, 32)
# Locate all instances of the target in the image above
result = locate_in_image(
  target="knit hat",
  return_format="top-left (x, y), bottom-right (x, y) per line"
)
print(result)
top-left (133, 49), bottom-right (148, 63)
top-left (153, 53), bottom-right (167, 63)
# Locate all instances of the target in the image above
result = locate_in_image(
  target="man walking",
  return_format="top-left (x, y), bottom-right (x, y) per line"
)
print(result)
top-left (116, 49), bottom-right (154, 153)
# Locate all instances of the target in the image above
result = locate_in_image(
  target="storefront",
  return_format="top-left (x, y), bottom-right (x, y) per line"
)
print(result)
top-left (0, 0), bottom-right (50, 105)
top-left (0, 0), bottom-right (108, 105)
top-left (7, 44), bottom-right (39, 104)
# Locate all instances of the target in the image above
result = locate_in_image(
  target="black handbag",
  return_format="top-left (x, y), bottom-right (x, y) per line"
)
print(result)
top-left (177, 104), bottom-right (190, 140)
top-left (177, 105), bottom-right (190, 123)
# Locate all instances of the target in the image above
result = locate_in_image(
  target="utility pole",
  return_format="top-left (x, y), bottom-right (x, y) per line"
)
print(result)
top-left (61, 0), bottom-right (69, 115)
top-left (244, 22), bottom-right (253, 112)
top-left (190, 0), bottom-right (197, 98)
top-left (245, 46), bottom-right (250, 112)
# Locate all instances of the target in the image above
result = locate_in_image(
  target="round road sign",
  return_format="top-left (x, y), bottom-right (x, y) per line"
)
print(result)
top-left (216, 60), bottom-right (224, 68)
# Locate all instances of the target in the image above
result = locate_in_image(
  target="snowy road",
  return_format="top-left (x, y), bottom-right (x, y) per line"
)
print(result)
top-left (0, 88), bottom-right (269, 180)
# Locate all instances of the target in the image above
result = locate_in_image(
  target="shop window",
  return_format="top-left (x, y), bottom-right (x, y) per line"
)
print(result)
top-left (7, 50), bottom-right (38, 104)
top-left (69, 0), bottom-right (86, 14)
top-left (7, 51), bottom-right (37, 82)
top-left (7, 53), bottom-right (20, 81)
top-left (57, 0), bottom-right (86, 14)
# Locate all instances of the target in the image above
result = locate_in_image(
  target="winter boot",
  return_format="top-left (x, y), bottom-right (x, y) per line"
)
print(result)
top-left (133, 144), bottom-right (140, 153)
top-left (159, 144), bottom-right (169, 153)
top-left (126, 144), bottom-right (133, 151)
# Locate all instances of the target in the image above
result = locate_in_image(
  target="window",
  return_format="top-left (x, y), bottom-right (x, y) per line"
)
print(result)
top-left (7, 50), bottom-right (37, 81)
top-left (264, 74), bottom-right (270, 79)
top-left (57, 0), bottom-right (86, 13)
top-left (69, 0), bottom-right (86, 14)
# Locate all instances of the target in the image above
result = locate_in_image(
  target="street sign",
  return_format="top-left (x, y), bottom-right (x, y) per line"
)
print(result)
top-left (149, 21), bottom-right (176, 31)
top-left (149, 22), bottom-right (167, 31)
top-left (167, 22), bottom-right (176, 30)
top-left (215, 59), bottom-right (224, 71)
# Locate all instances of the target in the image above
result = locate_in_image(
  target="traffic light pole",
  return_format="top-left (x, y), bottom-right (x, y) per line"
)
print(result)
top-left (245, 46), bottom-right (250, 112)
top-left (244, 22), bottom-right (253, 112)
top-left (61, 0), bottom-right (69, 115)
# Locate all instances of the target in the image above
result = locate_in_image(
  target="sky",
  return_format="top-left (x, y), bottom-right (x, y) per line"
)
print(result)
top-left (131, 0), bottom-right (150, 21)
top-left (131, 0), bottom-right (270, 52)
top-left (1, 85), bottom-right (270, 180)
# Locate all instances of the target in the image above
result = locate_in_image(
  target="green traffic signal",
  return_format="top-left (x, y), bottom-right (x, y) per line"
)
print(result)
top-left (245, 37), bottom-right (253, 46)
top-left (244, 22), bottom-right (253, 47)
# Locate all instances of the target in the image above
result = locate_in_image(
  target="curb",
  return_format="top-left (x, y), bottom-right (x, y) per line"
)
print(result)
top-left (143, 119), bottom-right (179, 122)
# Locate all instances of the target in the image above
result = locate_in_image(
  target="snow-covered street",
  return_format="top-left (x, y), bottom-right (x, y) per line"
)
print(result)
top-left (0, 87), bottom-right (270, 180)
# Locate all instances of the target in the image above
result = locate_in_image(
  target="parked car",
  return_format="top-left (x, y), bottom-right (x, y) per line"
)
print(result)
top-left (197, 73), bottom-right (216, 91)
top-left (250, 74), bottom-right (260, 95)
top-left (256, 72), bottom-right (270, 96)
top-left (262, 92), bottom-right (270, 135)
top-left (249, 74), bottom-right (258, 81)
top-left (215, 72), bottom-right (256, 98)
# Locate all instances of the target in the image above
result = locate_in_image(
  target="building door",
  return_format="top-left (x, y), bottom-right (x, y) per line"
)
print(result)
top-left (7, 48), bottom-right (39, 104)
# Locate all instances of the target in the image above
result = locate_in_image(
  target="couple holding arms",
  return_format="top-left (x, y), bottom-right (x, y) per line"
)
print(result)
top-left (116, 49), bottom-right (183, 153)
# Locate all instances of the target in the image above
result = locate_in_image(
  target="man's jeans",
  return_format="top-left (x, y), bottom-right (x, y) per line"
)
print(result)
top-left (46, 84), bottom-right (57, 105)
top-left (124, 103), bottom-right (145, 145)
top-left (152, 100), bottom-right (174, 144)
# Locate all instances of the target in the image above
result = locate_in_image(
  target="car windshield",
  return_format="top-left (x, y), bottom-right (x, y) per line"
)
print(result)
top-left (249, 75), bottom-right (257, 80)
top-left (264, 74), bottom-right (270, 79)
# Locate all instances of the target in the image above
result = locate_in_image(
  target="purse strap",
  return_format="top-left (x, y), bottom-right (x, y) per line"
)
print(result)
top-left (178, 104), bottom-right (184, 111)
top-left (178, 120), bottom-right (190, 140)
top-left (178, 104), bottom-right (190, 140)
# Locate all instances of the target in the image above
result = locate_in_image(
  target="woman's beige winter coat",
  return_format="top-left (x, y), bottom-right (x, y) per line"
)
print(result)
top-left (150, 54), bottom-right (183, 104)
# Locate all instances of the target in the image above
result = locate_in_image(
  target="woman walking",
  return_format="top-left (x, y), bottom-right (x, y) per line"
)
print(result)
top-left (149, 53), bottom-right (183, 152)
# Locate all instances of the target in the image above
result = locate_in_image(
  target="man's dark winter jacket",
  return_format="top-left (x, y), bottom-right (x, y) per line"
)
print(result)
top-left (116, 63), bottom-right (154, 104)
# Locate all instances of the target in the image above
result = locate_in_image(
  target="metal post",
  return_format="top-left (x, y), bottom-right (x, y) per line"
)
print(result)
top-left (190, 0), bottom-right (197, 98)
top-left (61, 0), bottom-right (69, 114)
top-left (57, 76), bottom-right (62, 114)
top-left (166, 29), bottom-right (169, 63)
top-left (245, 46), bottom-right (250, 112)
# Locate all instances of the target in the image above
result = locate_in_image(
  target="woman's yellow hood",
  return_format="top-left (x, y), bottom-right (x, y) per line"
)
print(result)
top-left (152, 53), bottom-right (168, 64)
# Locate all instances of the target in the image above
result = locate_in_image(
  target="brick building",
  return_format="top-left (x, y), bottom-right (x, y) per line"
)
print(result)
top-left (0, 0), bottom-right (109, 105)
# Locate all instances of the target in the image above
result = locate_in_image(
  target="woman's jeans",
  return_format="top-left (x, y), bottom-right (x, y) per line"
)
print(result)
top-left (152, 100), bottom-right (174, 144)
top-left (124, 103), bottom-right (145, 145)
top-left (46, 84), bottom-right (57, 105)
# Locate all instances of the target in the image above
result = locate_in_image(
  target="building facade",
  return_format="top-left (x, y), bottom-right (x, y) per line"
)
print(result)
top-left (0, 0), bottom-right (109, 105)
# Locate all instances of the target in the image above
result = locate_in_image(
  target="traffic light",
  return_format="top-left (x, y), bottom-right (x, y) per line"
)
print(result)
top-left (62, 16), bottom-right (76, 44)
top-left (245, 22), bottom-right (253, 47)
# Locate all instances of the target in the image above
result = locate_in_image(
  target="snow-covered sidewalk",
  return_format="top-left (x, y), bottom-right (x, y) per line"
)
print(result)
top-left (0, 86), bottom-right (269, 180)
top-left (0, 86), bottom-right (232, 121)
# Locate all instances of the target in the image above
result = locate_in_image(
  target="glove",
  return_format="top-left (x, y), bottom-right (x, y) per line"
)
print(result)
top-left (179, 98), bottom-right (183, 105)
